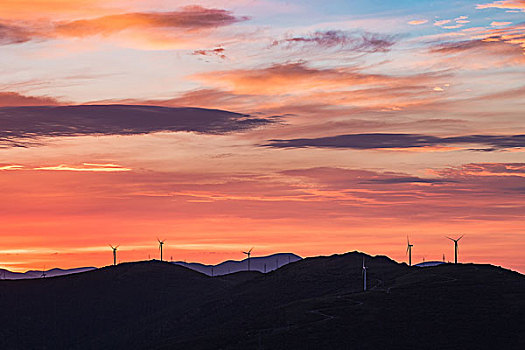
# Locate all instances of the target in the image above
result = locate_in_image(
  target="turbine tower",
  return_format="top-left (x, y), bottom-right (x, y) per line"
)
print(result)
top-left (362, 257), bottom-right (368, 291)
top-left (157, 238), bottom-right (166, 261)
top-left (446, 235), bottom-right (463, 264)
top-left (406, 236), bottom-right (414, 266)
top-left (109, 245), bottom-right (119, 266)
top-left (243, 247), bottom-right (253, 271)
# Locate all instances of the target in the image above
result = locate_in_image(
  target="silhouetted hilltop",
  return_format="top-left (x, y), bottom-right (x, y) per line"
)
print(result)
top-left (0, 253), bottom-right (523, 350)
top-left (173, 253), bottom-right (302, 276)
top-left (0, 266), bottom-right (96, 280)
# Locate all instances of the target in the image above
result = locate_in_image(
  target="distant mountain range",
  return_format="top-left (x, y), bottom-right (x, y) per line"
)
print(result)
top-left (173, 253), bottom-right (302, 276)
top-left (414, 261), bottom-right (446, 267)
top-left (0, 267), bottom-right (96, 280)
top-left (0, 253), bottom-right (301, 280)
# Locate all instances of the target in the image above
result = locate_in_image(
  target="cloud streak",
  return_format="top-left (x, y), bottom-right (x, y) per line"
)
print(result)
top-left (34, 163), bottom-right (131, 172)
top-left (0, 104), bottom-right (276, 148)
top-left (264, 133), bottom-right (525, 151)
top-left (0, 6), bottom-right (249, 46)
top-left (271, 30), bottom-right (397, 52)
top-left (192, 47), bottom-right (226, 59)
top-left (0, 22), bottom-right (32, 44)
top-left (54, 6), bottom-right (248, 37)
top-left (193, 61), bottom-right (443, 95)
top-left (430, 24), bottom-right (525, 64)
top-left (476, 0), bottom-right (525, 12)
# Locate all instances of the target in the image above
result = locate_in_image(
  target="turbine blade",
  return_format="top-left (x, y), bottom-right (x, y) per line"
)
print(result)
top-left (446, 236), bottom-right (454, 241)
top-left (457, 235), bottom-right (464, 241)
top-left (406, 245), bottom-right (409, 255)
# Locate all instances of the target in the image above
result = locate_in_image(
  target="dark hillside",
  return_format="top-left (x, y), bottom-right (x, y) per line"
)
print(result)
top-left (0, 253), bottom-right (523, 350)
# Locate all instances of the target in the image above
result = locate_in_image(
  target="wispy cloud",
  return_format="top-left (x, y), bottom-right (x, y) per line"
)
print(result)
top-left (437, 163), bottom-right (525, 177)
top-left (0, 164), bottom-right (24, 170)
top-left (0, 22), bottom-right (33, 44)
top-left (434, 19), bottom-right (452, 27)
top-left (192, 61), bottom-right (443, 95)
top-left (430, 24), bottom-right (525, 65)
top-left (476, 0), bottom-right (525, 12)
top-left (271, 30), bottom-right (397, 52)
top-left (192, 47), bottom-right (226, 59)
top-left (34, 163), bottom-right (131, 172)
top-left (491, 21), bottom-right (512, 26)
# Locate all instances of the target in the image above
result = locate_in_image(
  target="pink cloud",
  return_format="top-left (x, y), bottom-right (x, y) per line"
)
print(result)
top-left (491, 21), bottom-right (512, 26)
top-left (476, 0), bottom-right (525, 12)
top-left (434, 19), bottom-right (451, 27)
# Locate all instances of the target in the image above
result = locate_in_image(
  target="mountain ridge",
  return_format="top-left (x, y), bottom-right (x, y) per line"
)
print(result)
top-left (0, 251), bottom-right (523, 349)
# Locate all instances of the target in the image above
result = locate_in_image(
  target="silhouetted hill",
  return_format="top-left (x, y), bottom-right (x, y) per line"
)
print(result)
top-left (0, 266), bottom-right (96, 280)
top-left (173, 253), bottom-right (302, 276)
top-left (0, 253), bottom-right (523, 350)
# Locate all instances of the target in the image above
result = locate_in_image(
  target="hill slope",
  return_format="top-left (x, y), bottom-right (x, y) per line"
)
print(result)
top-left (173, 253), bottom-right (301, 276)
top-left (0, 253), bottom-right (523, 350)
top-left (0, 267), bottom-right (96, 280)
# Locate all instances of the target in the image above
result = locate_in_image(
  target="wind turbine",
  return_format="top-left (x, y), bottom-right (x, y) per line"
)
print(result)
top-left (157, 238), bottom-right (166, 261)
top-left (109, 245), bottom-right (119, 266)
top-left (446, 235), bottom-right (463, 264)
top-left (362, 257), bottom-right (368, 291)
top-left (242, 247), bottom-right (253, 271)
top-left (41, 266), bottom-right (47, 279)
top-left (406, 236), bottom-right (414, 266)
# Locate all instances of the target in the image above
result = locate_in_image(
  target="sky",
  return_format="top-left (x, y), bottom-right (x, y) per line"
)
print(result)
top-left (0, 0), bottom-right (524, 273)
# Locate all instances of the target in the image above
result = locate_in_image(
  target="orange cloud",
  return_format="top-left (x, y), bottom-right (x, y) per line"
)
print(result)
top-left (192, 62), bottom-right (442, 95)
top-left (54, 6), bottom-right (248, 37)
top-left (408, 20), bottom-right (428, 25)
top-left (430, 24), bottom-right (525, 67)
top-left (0, 91), bottom-right (61, 107)
top-left (0, 6), bottom-right (248, 48)
top-left (0, 0), bottom-right (114, 19)
top-left (491, 21), bottom-right (512, 26)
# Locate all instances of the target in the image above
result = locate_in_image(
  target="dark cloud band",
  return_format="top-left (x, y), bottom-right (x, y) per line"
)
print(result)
top-left (264, 133), bottom-right (525, 151)
top-left (0, 105), bottom-right (275, 147)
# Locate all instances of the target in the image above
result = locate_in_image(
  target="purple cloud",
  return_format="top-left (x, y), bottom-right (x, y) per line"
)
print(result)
top-left (264, 133), bottom-right (525, 151)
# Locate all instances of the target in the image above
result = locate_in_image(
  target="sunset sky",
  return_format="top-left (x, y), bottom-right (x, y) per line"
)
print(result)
top-left (1, 0), bottom-right (524, 273)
